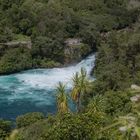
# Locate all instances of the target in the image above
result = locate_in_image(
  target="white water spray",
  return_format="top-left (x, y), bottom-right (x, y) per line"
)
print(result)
top-left (16, 54), bottom-right (95, 89)
top-left (0, 54), bottom-right (95, 120)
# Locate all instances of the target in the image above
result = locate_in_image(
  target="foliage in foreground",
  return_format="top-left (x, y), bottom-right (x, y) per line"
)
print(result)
top-left (2, 69), bottom-right (140, 140)
top-left (4, 89), bottom-right (140, 140)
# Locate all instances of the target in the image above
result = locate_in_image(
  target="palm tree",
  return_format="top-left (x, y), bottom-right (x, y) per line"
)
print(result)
top-left (71, 68), bottom-right (91, 112)
top-left (56, 82), bottom-right (68, 114)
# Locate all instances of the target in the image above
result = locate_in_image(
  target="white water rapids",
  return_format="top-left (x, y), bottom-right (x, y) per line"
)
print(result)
top-left (0, 54), bottom-right (95, 120)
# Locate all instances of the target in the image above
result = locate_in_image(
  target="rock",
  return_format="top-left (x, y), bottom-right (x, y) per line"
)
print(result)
top-left (130, 94), bottom-right (140, 102)
top-left (64, 38), bottom-right (82, 46)
top-left (119, 126), bottom-right (127, 132)
top-left (64, 40), bottom-right (92, 64)
top-left (0, 40), bottom-right (32, 49)
top-left (131, 84), bottom-right (140, 90)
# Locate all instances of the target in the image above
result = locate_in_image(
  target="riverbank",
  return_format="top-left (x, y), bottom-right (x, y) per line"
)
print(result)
top-left (0, 44), bottom-right (94, 76)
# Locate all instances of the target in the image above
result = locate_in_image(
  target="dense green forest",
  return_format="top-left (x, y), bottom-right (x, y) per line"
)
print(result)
top-left (0, 0), bottom-right (139, 74)
top-left (1, 0), bottom-right (140, 140)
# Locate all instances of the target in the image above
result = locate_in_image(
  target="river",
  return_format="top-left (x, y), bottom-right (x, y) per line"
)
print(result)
top-left (0, 54), bottom-right (95, 121)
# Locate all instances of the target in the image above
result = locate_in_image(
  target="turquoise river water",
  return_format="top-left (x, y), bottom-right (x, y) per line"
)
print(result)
top-left (0, 54), bottom-right (95, 121)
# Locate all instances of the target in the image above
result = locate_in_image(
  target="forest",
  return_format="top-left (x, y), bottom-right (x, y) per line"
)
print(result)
top-left (0, 0), bottom-right (140, 140)
top-left (0, 0), bottom-right (139, 74)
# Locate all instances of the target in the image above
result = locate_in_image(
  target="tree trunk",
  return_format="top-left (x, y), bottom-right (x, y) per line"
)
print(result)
top-left (76, 93), bottom-right (81, 113)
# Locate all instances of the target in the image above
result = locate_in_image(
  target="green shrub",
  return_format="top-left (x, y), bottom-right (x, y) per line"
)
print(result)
top-left (16, 112), bottom-right (45, 128)
top-left (0, 119), bottom-right (11, 140)
top-left (0, 47), bottom-right (32, 74)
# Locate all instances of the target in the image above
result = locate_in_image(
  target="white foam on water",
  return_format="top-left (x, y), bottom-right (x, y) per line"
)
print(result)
top-left (0, 54), bottom-right (95, 104)
top-left (16, 54), bottom-right (95, 89)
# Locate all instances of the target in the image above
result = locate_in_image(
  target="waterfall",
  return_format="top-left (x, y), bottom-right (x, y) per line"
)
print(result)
top-left (0, 54), bottom-right (95, 120)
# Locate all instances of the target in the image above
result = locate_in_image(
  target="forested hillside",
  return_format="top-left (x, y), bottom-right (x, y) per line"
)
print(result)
top-left (0, 0), bottom-right (139, 74)
top-left (1, 0), bottom-right (140, 140)
top-left (95, 23), bottom-right (140, 92)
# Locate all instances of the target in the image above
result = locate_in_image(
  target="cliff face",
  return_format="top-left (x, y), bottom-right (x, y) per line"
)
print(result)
top-left (64, 43), bottom-right (92, 64)
top-left (128, 0), bottom-right (140, 9)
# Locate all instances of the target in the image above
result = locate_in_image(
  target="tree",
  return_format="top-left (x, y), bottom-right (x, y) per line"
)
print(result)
top-left (56, 82), bottom-right (69, 114)
top-left (0, 25), bottom-right (13, 42)
top-left (0, 47), bottom-right (32, 74)
top-left (71, 68), bottom-right (91, 112)
top-left (79, 23), bottom-right (99, 50)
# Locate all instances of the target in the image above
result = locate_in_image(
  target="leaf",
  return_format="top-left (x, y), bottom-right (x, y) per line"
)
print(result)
top-left (135, 127), bottom-right (140, 138)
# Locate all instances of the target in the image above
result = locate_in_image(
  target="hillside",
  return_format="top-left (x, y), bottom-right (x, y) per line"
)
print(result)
top-left (0, 0), bottom-right (139, 74)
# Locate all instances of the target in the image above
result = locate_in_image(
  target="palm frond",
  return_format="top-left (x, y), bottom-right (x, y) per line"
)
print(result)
top-left (56, 82), bottom-right (69, 113)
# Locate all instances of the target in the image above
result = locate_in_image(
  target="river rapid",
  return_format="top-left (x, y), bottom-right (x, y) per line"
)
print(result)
top-left (0, 54), bottom-right (95, 121)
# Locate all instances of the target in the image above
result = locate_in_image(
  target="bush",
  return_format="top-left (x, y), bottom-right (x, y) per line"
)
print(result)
top-left (0, 47), bottom-right (32, 74)
top-left (0, 119), bottom-right (11, 140)
top-left (16, 112), bottom-right (45, 128)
